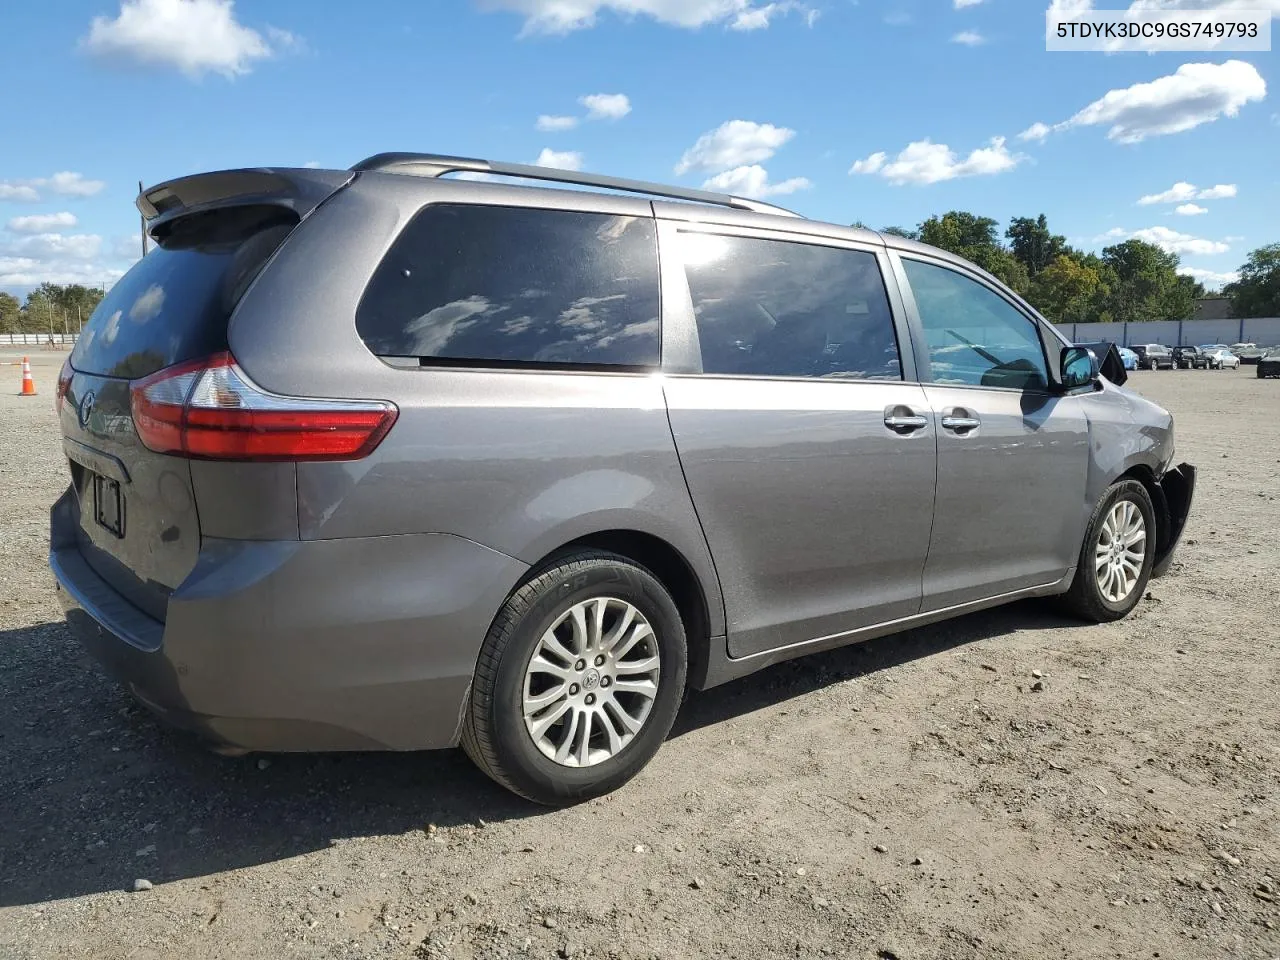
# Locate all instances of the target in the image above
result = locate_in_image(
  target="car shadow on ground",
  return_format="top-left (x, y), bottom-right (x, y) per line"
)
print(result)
top-left (0, 600), bottom-right (1082, 908)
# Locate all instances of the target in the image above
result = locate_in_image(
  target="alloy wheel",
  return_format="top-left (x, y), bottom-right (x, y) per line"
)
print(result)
top-left (1095, 499), bottom-right (1147, 603)
top-left (521, 597), bottom-right (661, 768)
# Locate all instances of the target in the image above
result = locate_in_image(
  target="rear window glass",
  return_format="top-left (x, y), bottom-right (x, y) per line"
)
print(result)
top-left (71, 206), bottom-right (296, 379)
top-left (356, 204), bottom-right (660, 368)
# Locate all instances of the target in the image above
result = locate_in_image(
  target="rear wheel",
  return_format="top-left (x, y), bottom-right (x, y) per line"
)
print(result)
top-left (1059, 480), bottom-right (1155, 623)
top-left (461, 550), bottom-right (687, 805)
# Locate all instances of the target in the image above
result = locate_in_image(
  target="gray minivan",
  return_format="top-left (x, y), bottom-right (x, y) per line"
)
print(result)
top-left (50, 154), bottom-right (1195, 804)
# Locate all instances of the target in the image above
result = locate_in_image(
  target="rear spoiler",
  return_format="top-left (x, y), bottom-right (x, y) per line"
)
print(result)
top-left (1075, 340), bottom-right (1128, 387)
top-left (136, 168), bottom-right (353, 237)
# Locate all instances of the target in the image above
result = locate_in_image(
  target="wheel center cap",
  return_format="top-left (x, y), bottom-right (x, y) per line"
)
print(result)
top-left (583, 669), bottom-right (601, 691)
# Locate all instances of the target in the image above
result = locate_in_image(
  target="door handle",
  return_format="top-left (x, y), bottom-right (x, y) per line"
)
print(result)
top-left (883, 408), bottom-right (930, 433)
top-left (940, 412), bottom-right (981, 433)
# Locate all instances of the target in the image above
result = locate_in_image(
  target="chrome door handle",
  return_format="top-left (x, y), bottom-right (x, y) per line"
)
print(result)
top-left (884, 414), bottom-right (929, 431)
top-left (941, 415), bottom-right (981, 432)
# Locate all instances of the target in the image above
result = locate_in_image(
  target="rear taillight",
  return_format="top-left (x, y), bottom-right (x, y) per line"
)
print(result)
top-left (55, 357), bottom-right (73, 414)
top-left (129, 353), bottom-right (397, 461)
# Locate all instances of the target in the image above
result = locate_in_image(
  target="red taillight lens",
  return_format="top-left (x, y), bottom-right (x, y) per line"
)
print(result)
top-left (55, 358), bottom-right (74, 414)
top-left (130, 353), bottom-right (397, 462)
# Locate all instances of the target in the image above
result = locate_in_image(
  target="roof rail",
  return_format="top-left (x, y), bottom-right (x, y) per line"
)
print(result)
top-left (350, 152), bottom-right (802, 219)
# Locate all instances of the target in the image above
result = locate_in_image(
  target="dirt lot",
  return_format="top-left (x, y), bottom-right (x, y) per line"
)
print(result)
top-left (1, 349), bottom-right (1277, 960)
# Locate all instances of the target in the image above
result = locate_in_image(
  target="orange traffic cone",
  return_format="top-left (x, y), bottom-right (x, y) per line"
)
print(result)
top-left (18, 357), bottom-right (37, 397)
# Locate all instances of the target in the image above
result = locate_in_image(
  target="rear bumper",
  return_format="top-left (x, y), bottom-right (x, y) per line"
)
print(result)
top-left (1151, 462), bottom-right (1196, 579)
top-left (50, 490), bottom-right (528, 752)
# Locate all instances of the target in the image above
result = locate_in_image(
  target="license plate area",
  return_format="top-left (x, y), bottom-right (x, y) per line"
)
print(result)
top-left (93, 473), bottom-right (125, 538)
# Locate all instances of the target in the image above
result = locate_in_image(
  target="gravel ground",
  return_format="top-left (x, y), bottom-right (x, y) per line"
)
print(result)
top-left (1, 350), bottom-right (1277, 960)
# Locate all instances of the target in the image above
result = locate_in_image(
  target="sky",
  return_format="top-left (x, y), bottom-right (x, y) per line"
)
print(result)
top-left (1, 0), bottom-right (1277, 299)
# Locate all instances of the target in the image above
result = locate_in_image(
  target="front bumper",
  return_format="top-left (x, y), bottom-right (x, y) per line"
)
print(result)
top-left (50, 489), bottom-right (528, 752)
top-left (1151, 462), bottom-right (1196, 579)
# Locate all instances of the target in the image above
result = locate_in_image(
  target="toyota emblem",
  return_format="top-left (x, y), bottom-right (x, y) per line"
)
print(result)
top-left (78, 391), bottom-right (96, 427)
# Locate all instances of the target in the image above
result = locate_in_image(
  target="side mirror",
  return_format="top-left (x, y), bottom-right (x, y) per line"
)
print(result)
top-left (1060, 346), bottom-right (1099, 390)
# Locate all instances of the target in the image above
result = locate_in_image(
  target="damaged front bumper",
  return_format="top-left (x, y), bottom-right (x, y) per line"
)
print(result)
top-left (1151, 462), bottom-right (1196, 578)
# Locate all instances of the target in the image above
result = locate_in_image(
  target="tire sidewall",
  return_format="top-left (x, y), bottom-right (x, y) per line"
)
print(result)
top-left (1084, 482), bottom-right (1156, 617)
top-left (487, 559), bottom-right (687, 802)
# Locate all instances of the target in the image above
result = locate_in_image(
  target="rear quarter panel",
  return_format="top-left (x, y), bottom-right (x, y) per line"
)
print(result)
top-left (225, 174), bottom-right (726, 637)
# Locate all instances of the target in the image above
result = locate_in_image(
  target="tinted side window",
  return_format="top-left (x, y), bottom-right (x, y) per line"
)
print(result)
top-left (678, 232), bottom-right (901, 381)
top-left (357, 205), bottom-right (660, 368)
top-left (902, 259), bottom-right (1048, 390)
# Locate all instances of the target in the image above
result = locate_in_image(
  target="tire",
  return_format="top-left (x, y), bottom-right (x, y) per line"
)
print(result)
top-left (461, 550), bottom-right (687, 805)
top-left (1058, 479), bottom-right (1156, 623)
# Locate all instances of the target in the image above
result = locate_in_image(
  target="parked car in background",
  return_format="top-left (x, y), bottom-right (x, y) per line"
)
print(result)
top-left (1230, 342), bottom-right (1256, 353)
top-left (1257, 348), bottom-right (1280, 379)
top-left (1171, 345), bottom-right (1206, 369)
top-left (48, 153), bottom-right (1198, 804)
top-left (1204, 348), bottom-right (1241, 370)
top-left (1118, 346), bottom-right (1138, 371)
top-left (1199, 343), bottom-right (1231, 356)
top-left (1233, 344), bottom-right (1269, 365)
top-left (1131, 344), bottom-right (1174, 370)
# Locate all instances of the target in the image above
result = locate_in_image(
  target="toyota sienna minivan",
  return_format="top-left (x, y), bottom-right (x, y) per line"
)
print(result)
top-left (50, 154), bottom-right (1195, 804)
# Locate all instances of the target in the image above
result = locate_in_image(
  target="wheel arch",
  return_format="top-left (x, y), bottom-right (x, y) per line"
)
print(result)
top-left (528, 530), bottom-right (717, 689)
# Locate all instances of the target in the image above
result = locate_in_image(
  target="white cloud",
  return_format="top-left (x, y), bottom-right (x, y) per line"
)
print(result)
top-left (1138, 181), bottom-right (1239, 205)
top-left (1061, 60), bottom-right (1266, 143)
top-left (535, 148), bottom-right (584, 171)
top-left (1138, 181), bottom-right (1198, 205)
top-left (701, 165), bottom-right (811, 198)
top-left (0, 257), bottom-right (128, 288)
top-left (955, 0), bottom-right (987, 6)
top-left (1098, 225), bottom-right (1231, 255)
top-left (83, 0), bottom-right (294, 79)
top-left (40, 172), bottom-right (106, 197)
top-left (0, 183), bottom-right (41, 203)
top-left (1197, 183), bottom-right (1237, 200)
top-left (1173, 203), bottom-right (1207, 216)
top-left (0, 173), bottom-right (104, 203)
top-left (7, 212), bottom-right (78, 233)
top-left (951, 30), bottom-right (985, 45)
top-left (1131, 226), bottom-right (1229, 255)
top-left (537, 114), bottom-right (580, 132)
top-left (1018, 122), bottom-right (1052, 142)
top-left (1178, 266), bottom-right (1239, 287)
top-left (675, 120), bottom-right (795, 175)
top-left (481, 0), bottom-right (810, 34)
top-left (849, 137), bottom-right (1024, 186)
top-left (580, 93), bottom-right (631, 120)
top-left (1, 233), bottom-right (104, 261)
top-left (302, 160), bottom-right (321, 169)
top-left (730, 1), bottom-right (809, 29)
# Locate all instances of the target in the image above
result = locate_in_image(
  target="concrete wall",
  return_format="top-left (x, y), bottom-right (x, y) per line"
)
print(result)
top-left (1063, 318), bottom-right (1280, 347)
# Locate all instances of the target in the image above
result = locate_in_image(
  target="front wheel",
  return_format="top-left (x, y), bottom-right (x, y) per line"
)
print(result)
top-left (1058, 480), bottom-right (1156, 623)
top-left (461, 550), bottom-right (687, 805)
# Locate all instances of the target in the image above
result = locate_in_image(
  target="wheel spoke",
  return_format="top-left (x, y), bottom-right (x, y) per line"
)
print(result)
top-left (604, 696), bottom-right (642, 734)
top-left (528, 655), bottom-right (574, 681)
top-left (554, 708), bottom-right (581, 764)
top-left (587, 597), bottom-right (608, 652)
top-left (576, 709), bottom-right (593, 766)
top-left (612, 622), bottom-right (653, 660)
top-left (614, 655), bottom-right (661, 676)
top-left (568, 605), bottom-right (590, 656)
top-left (600, 604), bottom-right (638, 653)
top-left (598, 704), bottom-right (625, 753)
top-left (611, 678), bottom-right (658, 700)
top-left (538, 628), bottom-right (578, 668)
top-left (528, 700), bottom-right (572, 740)
top-left (523, 682), bottom-right (569, 714)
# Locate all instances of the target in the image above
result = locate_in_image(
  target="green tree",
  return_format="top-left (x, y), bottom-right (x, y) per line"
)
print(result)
top-left (916, 211), bottom-right (1030, 294)
top-left (1030, 254), bottom-right (1102, 324)
top-left (0, 292), bottom-right (21, 334)
top-left (1224, 243), bottom-right (1280, 317)
top-left (881, 225), bottom-right (918, 240)
top-left (1100, 240), bottom-right (1188, 322)
top-left (918, 211), bottom-right (1000, 252)
top-left (1006, 215), bottom-right (1068, 278)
